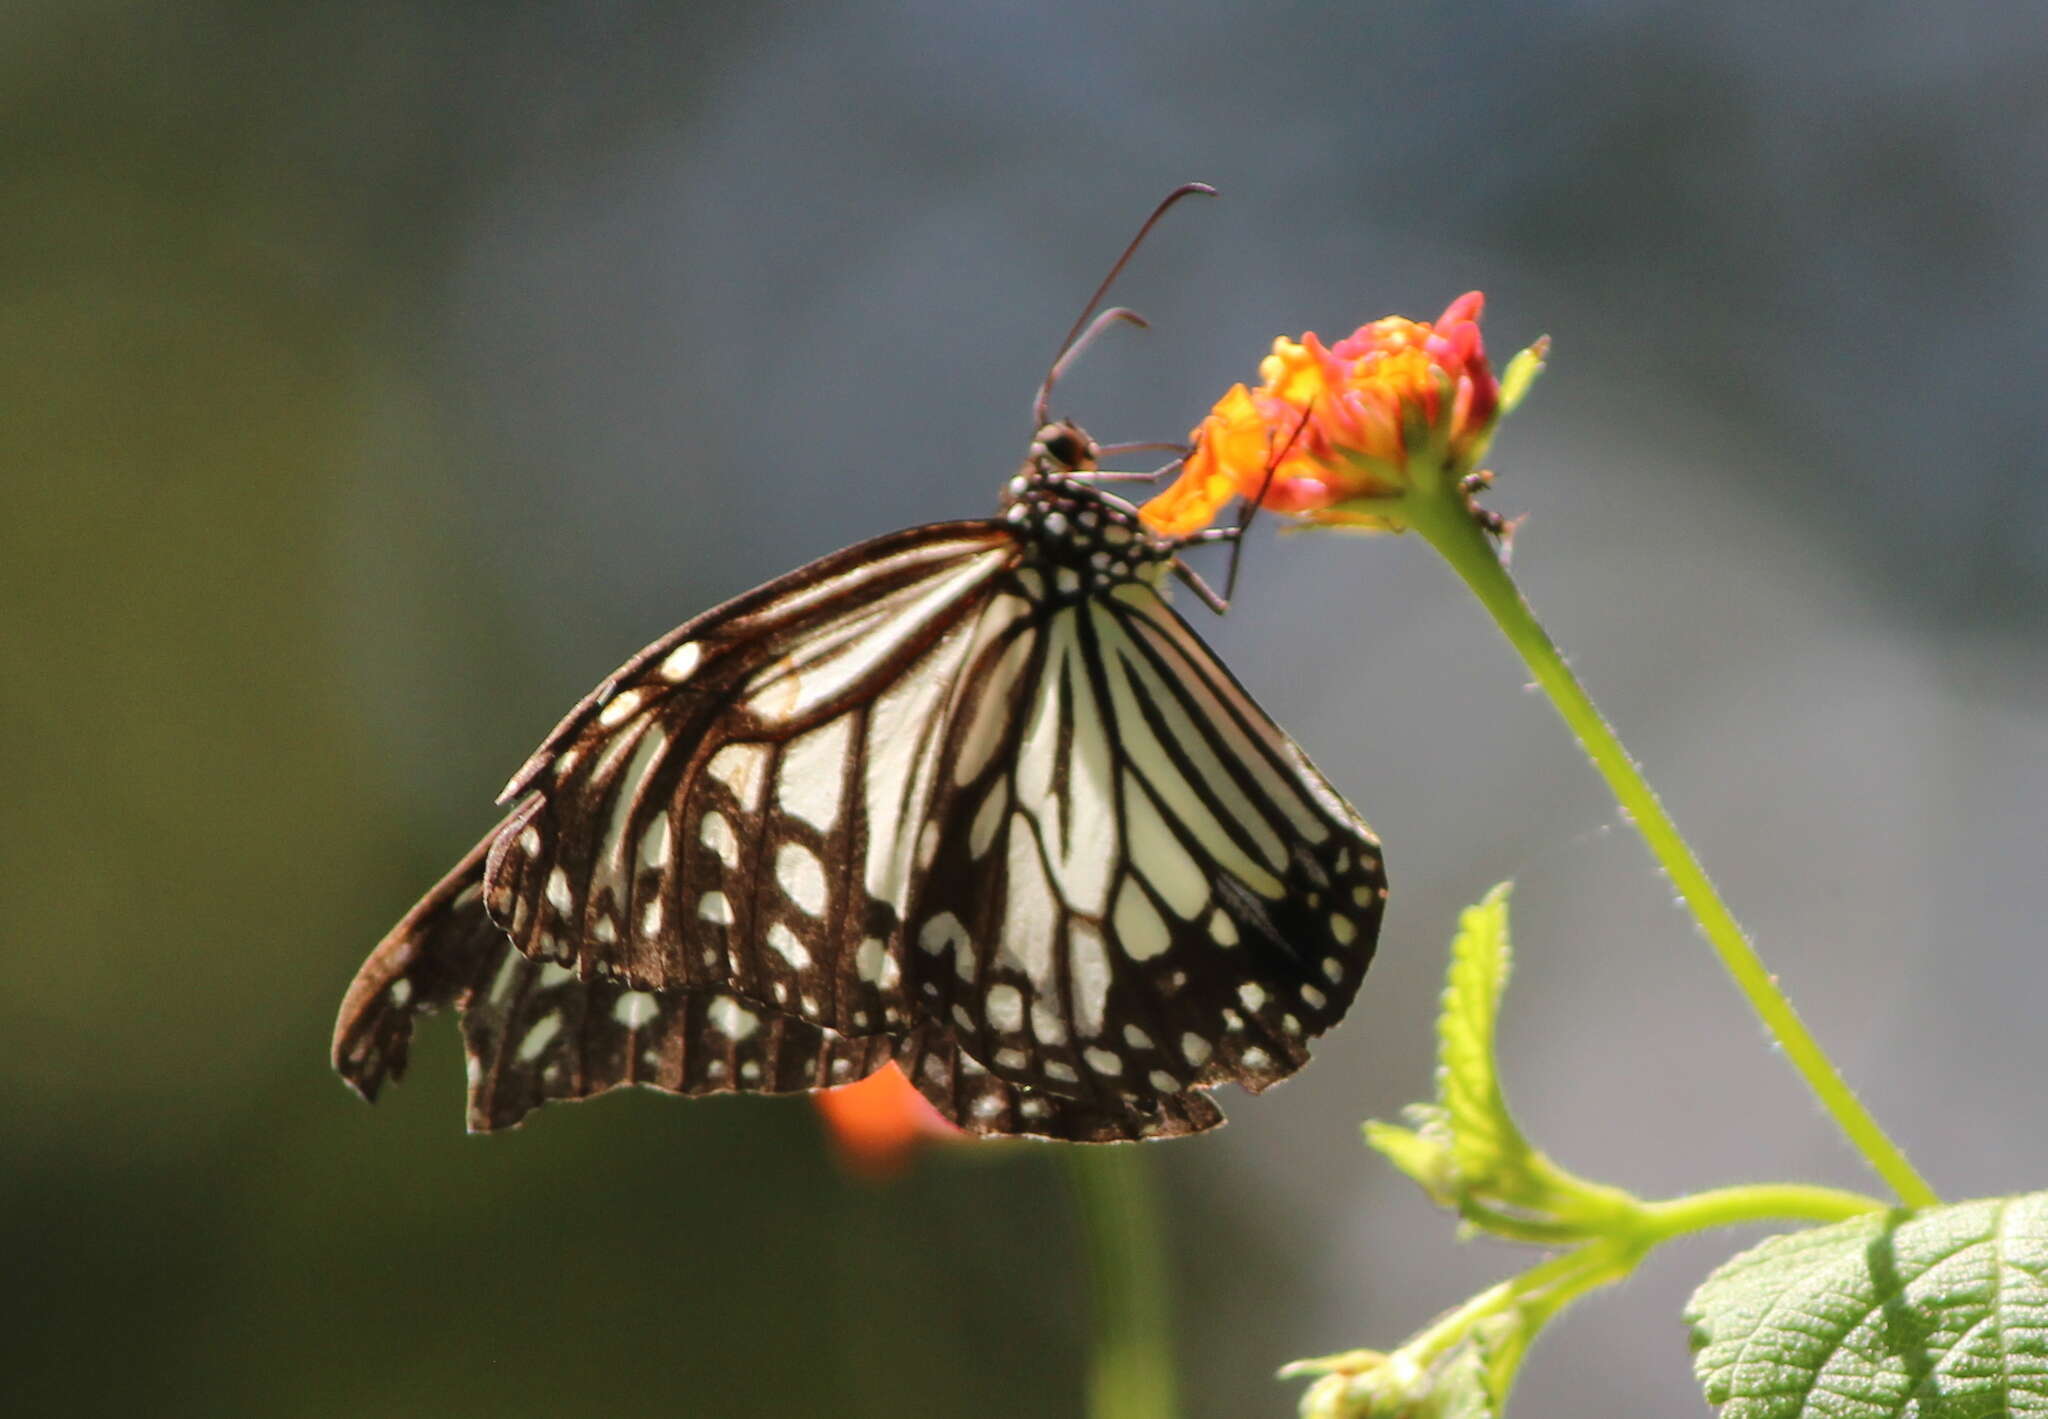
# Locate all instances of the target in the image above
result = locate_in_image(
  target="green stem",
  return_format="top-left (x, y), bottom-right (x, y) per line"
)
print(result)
top-left (1640, 1182), bottom-right (1885, 1236)
top-left (1404, 495), bottom-right (1939, 1209)
top-left (1065, 1148), bottom-right (1179, 1419)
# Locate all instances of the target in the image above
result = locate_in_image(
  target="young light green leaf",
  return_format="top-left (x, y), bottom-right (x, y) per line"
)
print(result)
top-left (1687, 1191), bottom-right (2048, 1419)
top-left (1365, 883), bottom-right (1642, 1242)
top-left (1437, 883), bottom-right (1529, 1183)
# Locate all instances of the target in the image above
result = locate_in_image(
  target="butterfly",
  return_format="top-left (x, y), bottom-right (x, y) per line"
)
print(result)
top-left (331, 191), bottom-right (1387, 1143)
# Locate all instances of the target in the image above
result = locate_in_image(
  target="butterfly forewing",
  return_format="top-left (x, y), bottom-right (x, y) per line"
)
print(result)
top-left (481, 523), bottom-right (1019, 1036)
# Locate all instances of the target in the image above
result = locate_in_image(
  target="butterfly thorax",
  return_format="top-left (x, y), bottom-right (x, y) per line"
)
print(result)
top-left (1000, 420), bottom-right (1177, 596)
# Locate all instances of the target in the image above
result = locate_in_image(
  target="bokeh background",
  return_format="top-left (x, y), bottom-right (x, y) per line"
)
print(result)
top-left (9, 4), bottom-right (2046, 1415)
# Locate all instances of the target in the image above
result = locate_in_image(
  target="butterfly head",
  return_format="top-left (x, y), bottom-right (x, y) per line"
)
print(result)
top-left (1028, 420), bottom-right (1099, 478)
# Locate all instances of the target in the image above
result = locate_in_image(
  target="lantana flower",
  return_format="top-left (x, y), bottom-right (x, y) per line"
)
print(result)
top-left (812, 1061), bottom-right (962, 1178)
top-left (1142, 292), bottom-right (1545, 538)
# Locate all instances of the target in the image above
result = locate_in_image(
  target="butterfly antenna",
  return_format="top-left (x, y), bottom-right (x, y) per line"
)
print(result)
top-left (1222, 399), bottom-right (1315, 604)
top-left (1042, 307), bottom-right (1150, 416)
top-left (1034, 181), bottom-right (1218, 424)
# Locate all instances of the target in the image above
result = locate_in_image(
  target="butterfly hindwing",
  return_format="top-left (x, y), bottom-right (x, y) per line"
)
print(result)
top-left (337, 827), bottom-right (896, 1131)
top-left (901, 582), bottom-right (1385, 1107)
top-left (333, 824), bottom-right (1221, 1139)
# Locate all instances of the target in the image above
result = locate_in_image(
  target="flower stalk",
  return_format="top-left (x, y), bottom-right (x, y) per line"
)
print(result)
top-left (1403, 491), bottom-right (1938, 1209)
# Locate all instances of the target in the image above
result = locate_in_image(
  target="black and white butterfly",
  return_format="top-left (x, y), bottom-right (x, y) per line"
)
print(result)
top-left (332, 194), bottom-right (1387, 1143)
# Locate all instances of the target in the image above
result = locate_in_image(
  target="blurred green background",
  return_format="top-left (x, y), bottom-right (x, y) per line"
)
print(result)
top-left (8, 4), bottom-right (2046, 1416)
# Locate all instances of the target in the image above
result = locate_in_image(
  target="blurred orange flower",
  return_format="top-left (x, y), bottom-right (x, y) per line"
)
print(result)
top-left (813, 1061), bottom-right (962, 1178)
top-left (1145, 292), bottom-right (1541, 537)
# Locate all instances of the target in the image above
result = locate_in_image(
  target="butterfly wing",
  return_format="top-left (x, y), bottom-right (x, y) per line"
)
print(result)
top-left (901, 579), bottom-right (1386, 1110)
top-left (480, 521), bottom-right (1023, 1037)
top-left (342, 494), bottom-right (1382, 1136)
top-left (336, 827), bottom-right (891, 1131)
top-left (333, 823), bottom-right (1221, 1139)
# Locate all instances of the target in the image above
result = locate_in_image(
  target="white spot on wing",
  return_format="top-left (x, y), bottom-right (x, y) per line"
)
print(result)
top-left (777, 718), bottom-right (852, 831)
top-left (706, 742), bottom-right (769, 809)
top-left (639, 813), bottom-right (673, 871)
top-left (698, 891), bottom-right (733, 924)
top-left (613, 991), bottom-right (658, 1028)
top-left (1238, 982), bottom-right (1266, 1012)
top-left (516, 1014), bottom-right (562, 1062)
top-left (986, 984), bottom-right (1024, 1033)
top-left (1113, 880), bottom-right (1172, 962)
top-left (1208, 908), bottom-right (1238, 946)
top-left (658, 641), bottom-right (702, 682)
top-left (1030, 1000), bottom-right (1068, 1045)
top-left (920, 912), bottom-right (969, 956)
top-left (1045, 1060), bottom-right (1078, 1083)
top-left (699, 809), bottom-right (739, 868)
top-left (767, 922), bottom-right (812, 970)
top-left (968, 778), bottom-right (1009, 859)
top-left (855, 937), bottom-right (887, 984)
top-left (1181, 1033), bottom-right (1212, 1067)
top-left (775, 842), bottom-right (828, 917)
top-left (1083, 1046), bottom-right (1122, 1076)
top-left (596, 687), bottom-right (645, 728)
top-left (706, 996), bottom-right (759, 1041)
top-left (545, 867), bottom-right (572, 915)
top-left (996, 812), bottom-right (1056, 993)
top-left (1070, 921), bottom-right (1111, 1037)
top-left (1121, 770), bottom-right (1209, 919)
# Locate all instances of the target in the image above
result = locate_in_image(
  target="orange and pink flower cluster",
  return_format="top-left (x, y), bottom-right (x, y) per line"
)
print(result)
top-left (1144, 292), bottom-right (1533, 537)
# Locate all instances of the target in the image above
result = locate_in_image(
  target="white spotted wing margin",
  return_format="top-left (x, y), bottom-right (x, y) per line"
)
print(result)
top-left (333, 817), bottom-right (1226, 1140)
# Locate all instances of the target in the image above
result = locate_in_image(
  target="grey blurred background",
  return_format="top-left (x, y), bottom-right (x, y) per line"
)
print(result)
top-left (7, 3), bottom-right (2045, 1415)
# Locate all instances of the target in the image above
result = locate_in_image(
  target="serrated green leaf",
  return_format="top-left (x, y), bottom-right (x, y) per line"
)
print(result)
top-left (1687, 1191), bottom-right (2048, 1419)
top-left (1438, 883), bottom-right (1530, 1181)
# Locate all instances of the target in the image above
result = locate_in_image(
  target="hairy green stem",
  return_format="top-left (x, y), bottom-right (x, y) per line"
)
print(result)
top-left (1066, 1148), bottom-right (1179, 1419)
top-left (1640, 1182), bottom-right (1885, 1235)
top-left (1404, 495), bottom-right (1939, 1209)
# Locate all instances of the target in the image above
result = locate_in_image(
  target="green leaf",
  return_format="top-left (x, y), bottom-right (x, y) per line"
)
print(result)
top-left (1687, 1192), bottom-right (2048, 1419)
top-left (1437, 883), bottom-right (1529, 1183)
top-left (1495, 336), bottom-right (1549, 417)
